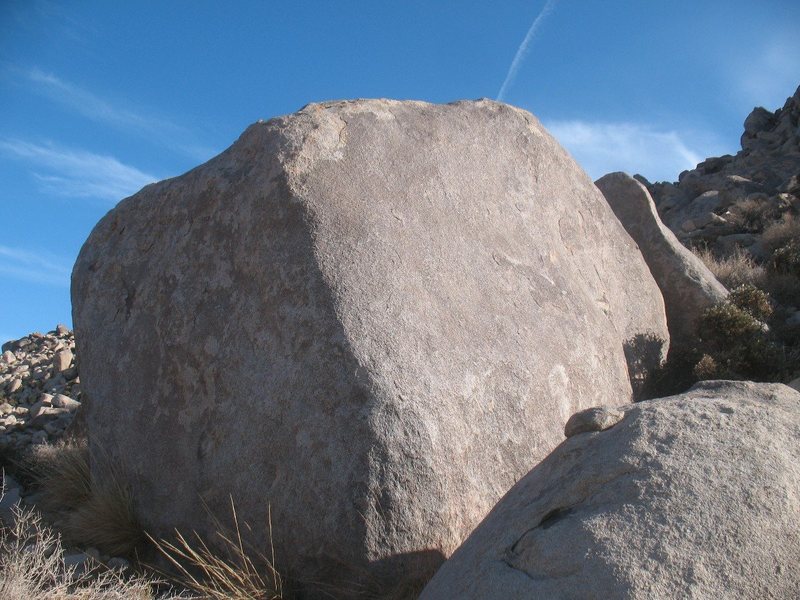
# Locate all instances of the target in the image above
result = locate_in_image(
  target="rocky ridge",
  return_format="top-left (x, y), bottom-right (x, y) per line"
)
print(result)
top-left (645, 84), bottom-right (800, 255)
top-left (644, 86), bottom-right (800, 388)
top-left (0, 326), bottom-right (82, 451)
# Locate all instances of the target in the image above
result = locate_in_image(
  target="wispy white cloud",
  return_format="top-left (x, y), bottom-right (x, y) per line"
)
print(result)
top-left (0, 138), bottom-right (156, 201)
top-left (544, 120), bottom-right (725, 182)
top-left (0, 245), bottom-right (71, 287)
top-left (26, 68), bottom-right (215, 161)
top-left (28, 68), bottom-right (165, 131)
top-left (497, 0), bottom-right (558, 101)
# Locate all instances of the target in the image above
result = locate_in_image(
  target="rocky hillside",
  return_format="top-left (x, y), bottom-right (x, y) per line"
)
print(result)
top-left (635, 85), bottom-right (800, 388)
top-left (0, 326), bottom-right (81, 452)
top-left (644, 84), bottom-right (799, 255)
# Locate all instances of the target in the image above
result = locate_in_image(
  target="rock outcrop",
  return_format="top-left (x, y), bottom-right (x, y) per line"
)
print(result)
top-left (596, 172), bottom-right (728, 351)
top-left (71, 99), bottom-right (668, 595)
top-left (646, 84), bottom-right (800, 252)
top-left (420, 380), bottom-right (800, 599)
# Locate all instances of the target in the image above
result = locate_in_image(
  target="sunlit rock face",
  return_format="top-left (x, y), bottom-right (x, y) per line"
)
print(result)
top-left (72, 98), bottom-right (667, 596)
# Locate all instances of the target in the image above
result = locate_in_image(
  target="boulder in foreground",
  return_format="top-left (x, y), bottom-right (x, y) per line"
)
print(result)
top-left (72, 99), bottom-right (668, 595)
top-left (421, 380), bottom-right (800, 599)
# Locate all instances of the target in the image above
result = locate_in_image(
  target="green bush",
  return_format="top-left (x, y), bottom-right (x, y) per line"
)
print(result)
top-left (640, 285), bottom-right (788, 399)
top-left (727, 284), bottom-right (773, 321)
top-left (772, 238), bottom-right (800, 277)
top-left (693, 354), bottom-right (719, 379)
top-left (698, 302), bottom-right (762, 343)
top-left (696, 300), bottom-right (778, 380)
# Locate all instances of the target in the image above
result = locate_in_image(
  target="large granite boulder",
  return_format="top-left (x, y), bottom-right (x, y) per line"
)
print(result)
top-left (420, 380), bottom-right (800, 599)
top-left (71, 99), bottom-right (668, 595)
top-left (596, 172), bottom-right (728, 352)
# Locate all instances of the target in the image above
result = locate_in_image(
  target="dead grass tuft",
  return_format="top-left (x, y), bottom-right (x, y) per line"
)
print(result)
top-left (29, 441), bottom-right (91, 514)
top-left (693, 245), bottom-right (767, 289)
top-left (62, 478), bottom-right (144, 558)
top-left (28, 441), bottom-right (144, 557)
top-left (148, 497), bottom-right (283, 600)
top-left (761, 215), bottom-right (800, 255)
top-left (0, 488), bottom-right (171, 600)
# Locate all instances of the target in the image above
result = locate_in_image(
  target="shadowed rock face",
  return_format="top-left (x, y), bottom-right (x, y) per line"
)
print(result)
top-left (71, 98), bottom-right (667, 595)
top-left (596, 172), bottom-right (728, 352)
top-left (421, 380), bottom-right (800, 600)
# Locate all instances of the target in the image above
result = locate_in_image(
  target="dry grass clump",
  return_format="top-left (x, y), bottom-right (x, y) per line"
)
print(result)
top-left (28, 441), bottom-right (144, 557)
top-left (149, 498), bottom-right (284, 600)
top-left (761, 215), bottom-right (800, 255)
top-left (22, 442), bottom-right (427, 599)
top-left (25, 442), bottom-right (290, 598)
top-left (28, 441), bottom-right (91, 515)
top-left (0, 491), bottom-right (171, 600)
top-left (694, 245), bottom-right (767, 289)
top-left (727, 196), bottom-right (784, 232)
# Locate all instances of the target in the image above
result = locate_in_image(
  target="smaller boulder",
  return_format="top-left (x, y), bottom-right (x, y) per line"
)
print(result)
top-left (741, 107), bottom-right (777, 149)
top-left (52, 394), bottom-right (81, 411)
top-left (563, 407), bottom-right (624, 437)
top-left (52, 349), bottom-right (73, 373)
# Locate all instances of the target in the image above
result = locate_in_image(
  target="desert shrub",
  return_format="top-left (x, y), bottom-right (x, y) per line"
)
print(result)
top-left (641, 287), bottom-right (788, 397)
top-left (693, 354), bottom-right (719, 379)
top-left (728, 284), bottom-right (773, 321)
top-left (761, 215), bottom-right (800, 279)
top-left (638, 347), bottom-right (702, 400)
top-left (761, 215), bottom-right (800, 255)
top-left (696, 299), bottom-right (781, 380)
top-left (693, 245), bottom-right (767, 289)
top-left (772, 238), bottom-right (800, 277)
top-left (623, 333), bottom-right (668, 400)
top-left (761, 272), bottom-right (800, 306)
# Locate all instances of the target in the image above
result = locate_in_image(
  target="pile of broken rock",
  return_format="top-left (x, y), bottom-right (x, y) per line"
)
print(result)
top-left (0, 325), bottom-right (82, 450)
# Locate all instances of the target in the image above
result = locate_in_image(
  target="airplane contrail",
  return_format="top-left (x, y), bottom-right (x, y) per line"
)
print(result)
top-left (497, 0), bottom-right (558, 102)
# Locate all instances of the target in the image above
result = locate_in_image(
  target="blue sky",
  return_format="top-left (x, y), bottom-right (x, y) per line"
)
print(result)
top-left (1, 0), bottom-right (799, 342)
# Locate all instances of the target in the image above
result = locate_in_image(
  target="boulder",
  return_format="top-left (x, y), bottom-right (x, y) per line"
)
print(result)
top-left (72, 99), bottom-right (668, 595)
top-left (596, 172), bottom-right (727, 353)
top-left (421, 380), bottom-right (800, 599)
